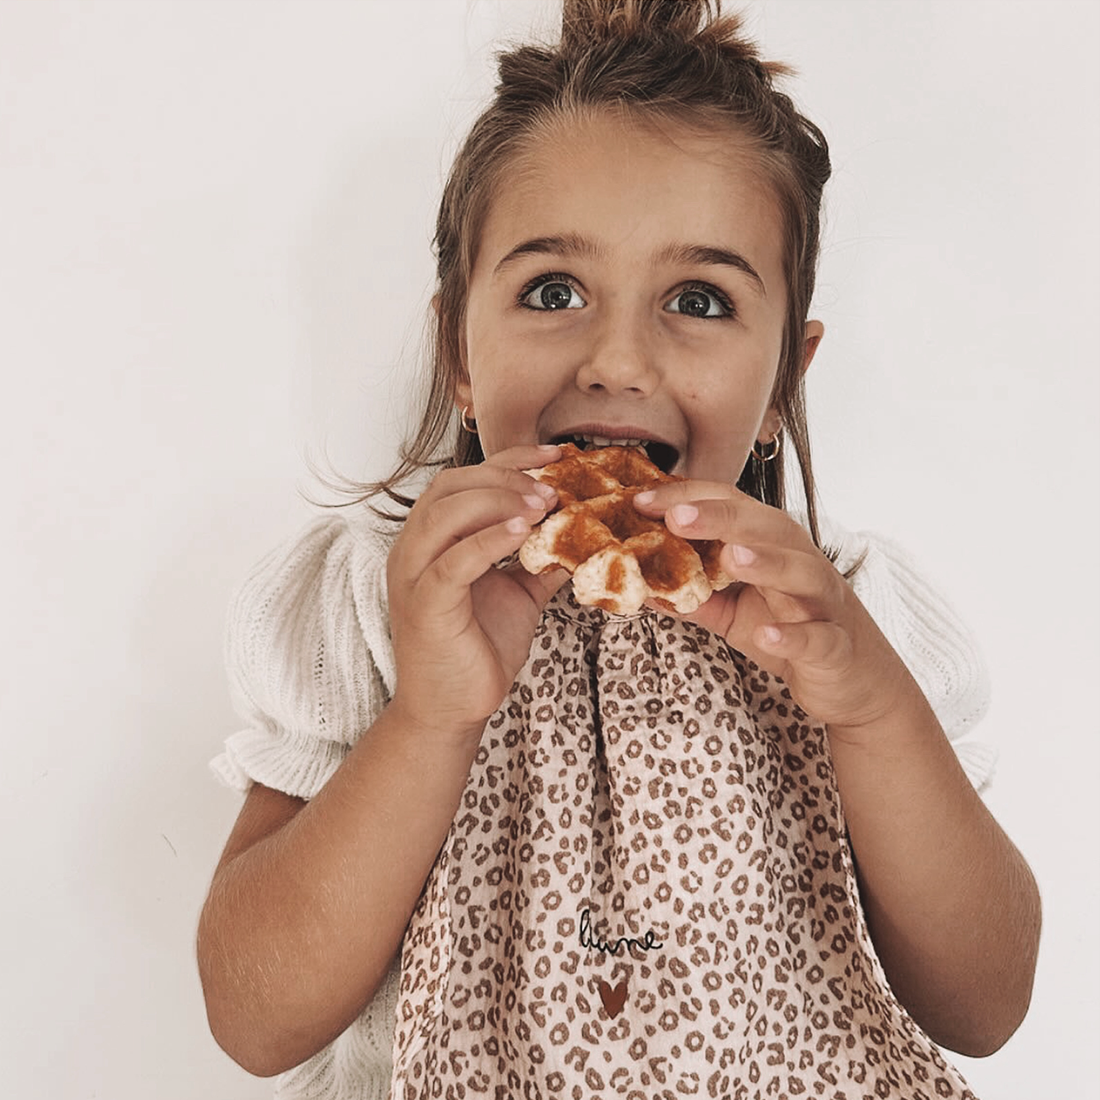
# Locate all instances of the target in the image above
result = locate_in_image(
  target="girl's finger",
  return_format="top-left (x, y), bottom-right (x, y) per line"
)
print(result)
top-left (420, 516), bottom-right (540, 611)
top-left (644, 489), bottom-right (805, 550)
top-left (753, 619), bottom-right (854, 673)
top-left (483, 442), bottom-right (563, 471)
top-left (421, 484), bottom-right (554, 544)
top-left (396, 484), bottom-right (553, 583)
top-left (417, 459), bottom-right (557, 508)
top-left (633, 479), bottom-right (745, 510)
top-left (714, 542), bottom-right (845, 610)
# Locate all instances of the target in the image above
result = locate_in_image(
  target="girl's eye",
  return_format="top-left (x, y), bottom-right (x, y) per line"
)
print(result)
top-left (666, 284), bottom-right (733, 319)
top-left (520, 276), bottom-right (586, 311)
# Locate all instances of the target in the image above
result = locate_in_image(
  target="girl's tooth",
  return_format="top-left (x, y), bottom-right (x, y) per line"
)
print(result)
top-left (574, 434), bottom-right (649, 450)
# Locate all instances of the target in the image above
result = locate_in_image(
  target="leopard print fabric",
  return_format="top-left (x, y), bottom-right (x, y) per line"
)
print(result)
top-left (390, 589), bottom-right (977, 1099)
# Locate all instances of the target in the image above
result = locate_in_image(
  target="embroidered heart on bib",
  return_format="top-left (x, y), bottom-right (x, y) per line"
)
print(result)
top-left (597, 979), bottom-right (628, 1018)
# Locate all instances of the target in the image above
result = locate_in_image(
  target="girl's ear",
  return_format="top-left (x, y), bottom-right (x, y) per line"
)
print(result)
top-left (758, 320), bottom-right (826, 443)
top-left (757, 407), bottom-right (783, 444)
top-left (453, 375), bottom-right (473, 416)
top-left (434, 292), bottom-right (475, 415)
top-left (802, 319), bottom-right (824, 375)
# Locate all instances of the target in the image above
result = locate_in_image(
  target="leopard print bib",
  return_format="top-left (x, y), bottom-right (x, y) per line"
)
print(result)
top-left (390, 590), bottom-right (977, 1099)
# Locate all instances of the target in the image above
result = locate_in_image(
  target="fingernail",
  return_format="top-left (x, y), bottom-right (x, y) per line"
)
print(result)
top-left (729, 544), bottom-right (755, 566)
top-left (523, 493), bottom-right (549, 510)
top-left (669, 503), bottom-right (699, 526)
top-left (506, 516), bottom-right (530, 534)
top-left (634, 490), bottom-right (655, 505)
top-left (761, 625), bottom-right (782, 645)
top-left (531, 480), bottom-right (557, 501)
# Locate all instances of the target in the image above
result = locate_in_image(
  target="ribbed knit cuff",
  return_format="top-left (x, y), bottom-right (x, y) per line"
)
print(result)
top-left (209, 726), bottom-right (349, 800)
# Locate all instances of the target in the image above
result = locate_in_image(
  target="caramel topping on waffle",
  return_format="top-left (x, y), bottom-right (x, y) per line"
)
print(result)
top-left (519, 444), bottom-right (731, 615)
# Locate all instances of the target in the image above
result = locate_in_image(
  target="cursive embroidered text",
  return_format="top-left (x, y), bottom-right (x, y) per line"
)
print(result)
top-left (579, 907), bottom-right (664, 957)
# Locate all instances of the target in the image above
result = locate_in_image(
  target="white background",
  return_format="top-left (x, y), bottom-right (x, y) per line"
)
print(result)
top-left (1, 1), bottom-right (1097, 1097)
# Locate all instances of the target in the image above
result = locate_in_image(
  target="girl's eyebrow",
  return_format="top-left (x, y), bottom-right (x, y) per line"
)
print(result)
top-left (493, 233), bottom-right (600, 275)
top-left (492, 235), bottom-right (766, 297)
top-left (656, 243), bottom-right (767, 297)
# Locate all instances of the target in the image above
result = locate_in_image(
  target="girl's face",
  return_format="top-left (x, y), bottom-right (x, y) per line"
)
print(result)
top-left (457, 110), bottom-right (818, 483)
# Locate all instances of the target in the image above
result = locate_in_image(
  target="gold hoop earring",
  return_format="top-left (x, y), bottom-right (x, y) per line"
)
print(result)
top-left (460, 406), bottom-right (478, 435)
top-left (752, 433), bottom-right (781, 462)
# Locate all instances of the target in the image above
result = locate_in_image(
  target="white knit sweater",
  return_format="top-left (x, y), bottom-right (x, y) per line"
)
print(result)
top-left (211, 511), bottom-right (994, 1099)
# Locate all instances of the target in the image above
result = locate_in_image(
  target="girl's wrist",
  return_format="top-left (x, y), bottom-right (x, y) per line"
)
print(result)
top-left (384, 693), bottom-right (488, 752)
top-left (823, 672), bottom-right (939, 752)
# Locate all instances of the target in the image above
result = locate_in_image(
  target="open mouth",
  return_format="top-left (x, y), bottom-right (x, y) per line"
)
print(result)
top-left (550, 433), bottom-right (680, 475)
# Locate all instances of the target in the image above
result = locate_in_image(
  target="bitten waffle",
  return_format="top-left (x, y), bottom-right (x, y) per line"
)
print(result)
top-left (519, 443), bottom-right (731, 614)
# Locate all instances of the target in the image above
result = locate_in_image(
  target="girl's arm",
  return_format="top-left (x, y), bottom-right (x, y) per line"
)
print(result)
top-left (825, 670), bottom-right (1039, 1057)
top-left (635, 484), bottom-right (1040, 1057)
top-left (198, 445), bottom-right (563, 1077)
top-left (198, 703), bottom-right (487, 1077)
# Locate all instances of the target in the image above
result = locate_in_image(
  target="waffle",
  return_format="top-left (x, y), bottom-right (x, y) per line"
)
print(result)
top-left (519, 444), bottom-right (731, 614)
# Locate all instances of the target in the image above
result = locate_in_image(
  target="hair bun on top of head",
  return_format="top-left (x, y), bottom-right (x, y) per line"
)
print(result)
top-left (558, 0), bottom-right (783, 76)
top-left (526, 0), bottom-right (795, 111)
top-left (561, 0), bottom-right (716, 44)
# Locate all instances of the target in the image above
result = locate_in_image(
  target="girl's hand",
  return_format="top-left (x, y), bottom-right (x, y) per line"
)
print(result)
top-left (634, 481), bottom-right (919, 740)
top-left (386, 444), bottom-right (566, 743)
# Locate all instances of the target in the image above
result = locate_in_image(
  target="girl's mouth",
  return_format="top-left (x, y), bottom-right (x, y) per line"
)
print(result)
top-left (550, 433), bottom-right (680, 475)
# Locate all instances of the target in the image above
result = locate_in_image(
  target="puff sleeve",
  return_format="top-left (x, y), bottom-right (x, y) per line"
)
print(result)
top-left (210, 514), bottom-right (399, 800)
top-left (826, 522), bottom-right (996, 792)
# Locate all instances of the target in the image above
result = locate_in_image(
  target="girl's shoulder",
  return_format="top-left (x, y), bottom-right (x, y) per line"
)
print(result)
top-left (229, 509), bottom-right (400, 623)
top-left (215, 509), bottom-right (402, 796)
top-left (225, 507), bottom-right (401, 705)
top-left (237, 507), bottom-right (398, 583)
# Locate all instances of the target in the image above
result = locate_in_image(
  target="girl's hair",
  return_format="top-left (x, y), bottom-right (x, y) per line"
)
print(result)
top-left (357, 0), bottom-right (832, 547)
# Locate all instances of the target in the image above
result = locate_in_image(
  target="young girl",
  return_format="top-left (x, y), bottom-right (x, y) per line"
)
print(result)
top-left (198, 3), bottom-right (1040, 1097)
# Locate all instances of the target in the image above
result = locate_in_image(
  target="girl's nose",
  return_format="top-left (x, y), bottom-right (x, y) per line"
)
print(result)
top-left (574, 312), bottom-right (660, 397)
